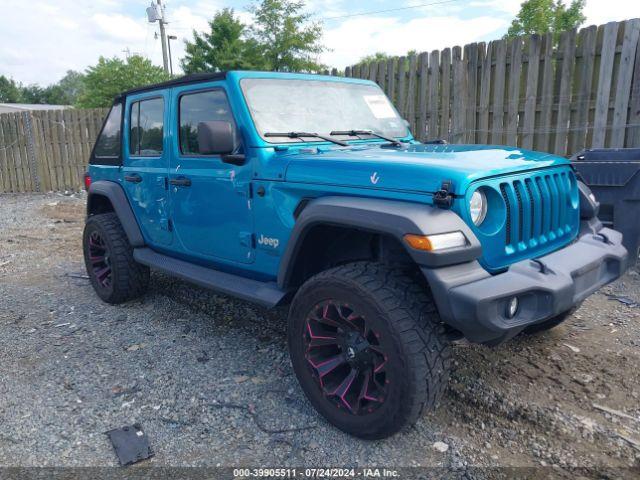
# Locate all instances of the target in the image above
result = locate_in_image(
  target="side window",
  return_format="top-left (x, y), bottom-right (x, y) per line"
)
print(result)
top-left (179, 90), bottom-right (237, 155)
top-left (93, 103), bottom-right (122, 158)
top-left (129, 97), bottom-right (164, 156)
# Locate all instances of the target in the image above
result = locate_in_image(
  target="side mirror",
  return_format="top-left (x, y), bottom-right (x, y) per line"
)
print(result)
top-left (197, 121), bottom-right (235, 155)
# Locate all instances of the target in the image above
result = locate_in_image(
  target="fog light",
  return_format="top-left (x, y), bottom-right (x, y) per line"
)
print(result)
top-left (506, 297), bottom-right (519, 319)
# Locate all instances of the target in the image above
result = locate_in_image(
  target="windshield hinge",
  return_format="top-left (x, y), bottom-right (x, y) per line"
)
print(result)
top-left (433, 180), bottom-right (454, 208)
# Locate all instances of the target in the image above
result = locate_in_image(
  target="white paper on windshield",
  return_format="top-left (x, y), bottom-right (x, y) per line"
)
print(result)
top-left (363, 95), bottom-right (396, 119)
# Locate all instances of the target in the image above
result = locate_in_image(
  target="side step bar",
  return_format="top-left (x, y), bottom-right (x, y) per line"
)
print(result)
top-left (133, 248), bottom-right (288, 308)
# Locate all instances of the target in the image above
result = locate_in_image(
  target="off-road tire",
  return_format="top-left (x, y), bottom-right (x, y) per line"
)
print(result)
top-left (83, 212), bottom-right (149, 304)
top-left (288, 262), bottom-right (451, 439)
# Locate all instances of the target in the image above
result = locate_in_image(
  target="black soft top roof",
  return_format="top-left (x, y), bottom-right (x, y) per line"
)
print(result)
top-left (115, 72), bottom-right (227, 101)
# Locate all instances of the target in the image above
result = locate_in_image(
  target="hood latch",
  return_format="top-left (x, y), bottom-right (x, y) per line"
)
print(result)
top-left (433, 180), bottom-right (454, 208)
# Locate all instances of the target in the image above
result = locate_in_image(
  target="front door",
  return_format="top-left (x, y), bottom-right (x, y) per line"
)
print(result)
top-left (122, 93), bottom-right (172, 246)
top-left (168, 85), bottom-right (253, 264)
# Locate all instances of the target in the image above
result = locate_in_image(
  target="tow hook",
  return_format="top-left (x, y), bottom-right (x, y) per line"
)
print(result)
top-left (595, 232), bottom-right (612, 244)
top-left (433, 180), bottom-right (454, 208)
top-left (531, 259), bottom-right (553, 275)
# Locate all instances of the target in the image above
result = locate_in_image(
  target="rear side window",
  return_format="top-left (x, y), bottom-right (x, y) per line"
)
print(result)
top-left (129, 98), bottom-right (164, 156)
top-left (179, 90), bottom-right (236, 155)
top-left (93, 104), bottom-right (122, 158)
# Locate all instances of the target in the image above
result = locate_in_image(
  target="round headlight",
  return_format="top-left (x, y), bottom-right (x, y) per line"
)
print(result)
top-left (469, 190), bottom-right (487, 225)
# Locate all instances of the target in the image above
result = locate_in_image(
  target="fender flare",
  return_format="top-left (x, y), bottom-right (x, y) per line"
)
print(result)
top-left (277, 196), bottom-right (481, 289)
top-left (87, 181), bottom-right (145, 247)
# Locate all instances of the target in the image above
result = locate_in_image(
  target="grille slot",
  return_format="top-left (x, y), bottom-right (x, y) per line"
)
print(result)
top-left (500, 184), bottom-right (511, 245)
top-left (514, 181), bottom-right (524, 243)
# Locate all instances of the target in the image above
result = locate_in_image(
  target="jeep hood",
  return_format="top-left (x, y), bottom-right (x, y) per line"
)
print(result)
top-left (283, 143), bottom-right (571, 195)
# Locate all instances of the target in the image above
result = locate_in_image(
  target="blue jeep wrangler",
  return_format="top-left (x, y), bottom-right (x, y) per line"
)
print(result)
top-left (83, 71), bottom-right (628, 439)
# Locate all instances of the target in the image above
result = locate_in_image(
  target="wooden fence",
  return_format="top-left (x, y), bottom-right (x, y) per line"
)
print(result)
top-left (0, 108), bottom-right (107, 193)
top-left (342, 19), bottom-right (640, 155)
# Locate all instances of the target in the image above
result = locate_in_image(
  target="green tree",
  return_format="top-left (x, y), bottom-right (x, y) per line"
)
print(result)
top-left (20, 84), bottom-right (47, 104)
top-left (249, 0), bottom-right (325, 72)
top-left (505, 0), bottom-right (586, 40)
top-left (179, 1), bottom-right (326, 73)
top-left (359, 52), bottom-right (392, 65)
top-left (49, 70), bottom-right (86, 105)
top-left (77, 55), bottom-right (169, 108)
top-left (358, 50), bottom-right (417, 66)
top-left (0, 75), bottom-right (22, 103)
top-left (181, 8), bottom-right (263, 73)
top-left (0, 71), bottom-right (86, 105)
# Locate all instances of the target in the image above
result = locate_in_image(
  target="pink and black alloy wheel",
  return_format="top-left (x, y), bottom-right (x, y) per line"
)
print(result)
top-left (87, 231), bottom-right (112, 289)
top-left (303, 301), bottom-right (388, 415)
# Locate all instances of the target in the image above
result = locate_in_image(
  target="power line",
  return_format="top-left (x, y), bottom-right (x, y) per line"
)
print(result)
top-left (322, 0), bottom-right (464, 21)
top-left (168, 0), bottom-right (466, 30)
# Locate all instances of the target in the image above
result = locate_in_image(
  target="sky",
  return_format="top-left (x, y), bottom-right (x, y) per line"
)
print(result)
top-left (0, 0), bottom-right (637, 86)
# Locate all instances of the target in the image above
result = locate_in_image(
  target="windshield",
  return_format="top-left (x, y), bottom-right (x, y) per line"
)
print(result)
top-left (240, 78), bottom-right (408, 143)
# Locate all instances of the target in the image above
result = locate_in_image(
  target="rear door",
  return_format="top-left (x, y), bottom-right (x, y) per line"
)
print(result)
top-left (122, 93), bottom-right (172, 246)
top-left (168, 84), bottom-right (254, 264)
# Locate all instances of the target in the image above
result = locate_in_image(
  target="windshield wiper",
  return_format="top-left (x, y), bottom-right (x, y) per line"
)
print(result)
top-left (330, 129), bottom-right (405, 147)
top-left (264, 131), bottom-right (348, 147)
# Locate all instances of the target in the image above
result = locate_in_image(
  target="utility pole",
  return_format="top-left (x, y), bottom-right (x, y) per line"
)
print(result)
top-left (147, 0), bottom-right (169, 74)
top-left (157, 0), bottom-right (169, 73)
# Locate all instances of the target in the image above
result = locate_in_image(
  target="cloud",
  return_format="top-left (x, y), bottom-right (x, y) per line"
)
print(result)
top-left (0, 0), bottom-right (151, 85)
top-left (169, 6), bottom-right (212, 35)
top-left (92, 13), bottom-right (147, 42)
top-left (322, 15), bottom-right (508, 69)
top-left (468, 0), bottom-right (520, 17)
top-left (583, 0), bottom-right (637, 25)
top-left (307, 0), bottom-right (348, 19)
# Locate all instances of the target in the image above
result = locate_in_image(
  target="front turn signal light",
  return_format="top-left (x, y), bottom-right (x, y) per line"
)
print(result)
top-left (404, 231), bottom-right (467, 251)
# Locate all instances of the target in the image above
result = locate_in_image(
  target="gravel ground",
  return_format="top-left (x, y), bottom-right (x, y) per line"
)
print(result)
top-left (0, 193), bottom-right (639, 476)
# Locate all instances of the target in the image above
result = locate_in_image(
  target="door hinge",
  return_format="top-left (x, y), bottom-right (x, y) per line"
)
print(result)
top-left (160, 218), bottom-right (173, 232)
top-left (433, 180), bottom-right (454, 208)
top-left (234, 181), bottom-right (251, 198)
top-left (239, 231), bottom-right (254, 248)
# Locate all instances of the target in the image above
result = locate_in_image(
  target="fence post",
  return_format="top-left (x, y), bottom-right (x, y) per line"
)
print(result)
top-left (22, 111), bottom-right (40, 193)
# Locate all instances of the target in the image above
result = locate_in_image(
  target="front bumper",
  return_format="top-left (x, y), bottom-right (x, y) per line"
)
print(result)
top-left (422, 222), bottom-right (628, 345)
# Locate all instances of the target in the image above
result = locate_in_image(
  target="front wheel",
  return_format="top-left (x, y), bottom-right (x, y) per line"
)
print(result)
top-left (288, 262), bottom-right (451, 439)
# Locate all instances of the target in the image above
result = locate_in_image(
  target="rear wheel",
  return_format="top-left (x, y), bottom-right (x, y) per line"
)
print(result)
top-left (83, 213), bottom-right (149, 304)
top-left (288, 262), bottom-right (451, 439)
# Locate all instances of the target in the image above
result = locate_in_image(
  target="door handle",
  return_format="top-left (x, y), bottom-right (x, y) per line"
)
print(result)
top-left (169, 177), bottom-right (192, 187)
top-left (124, 173), bottom-right (142, 183)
